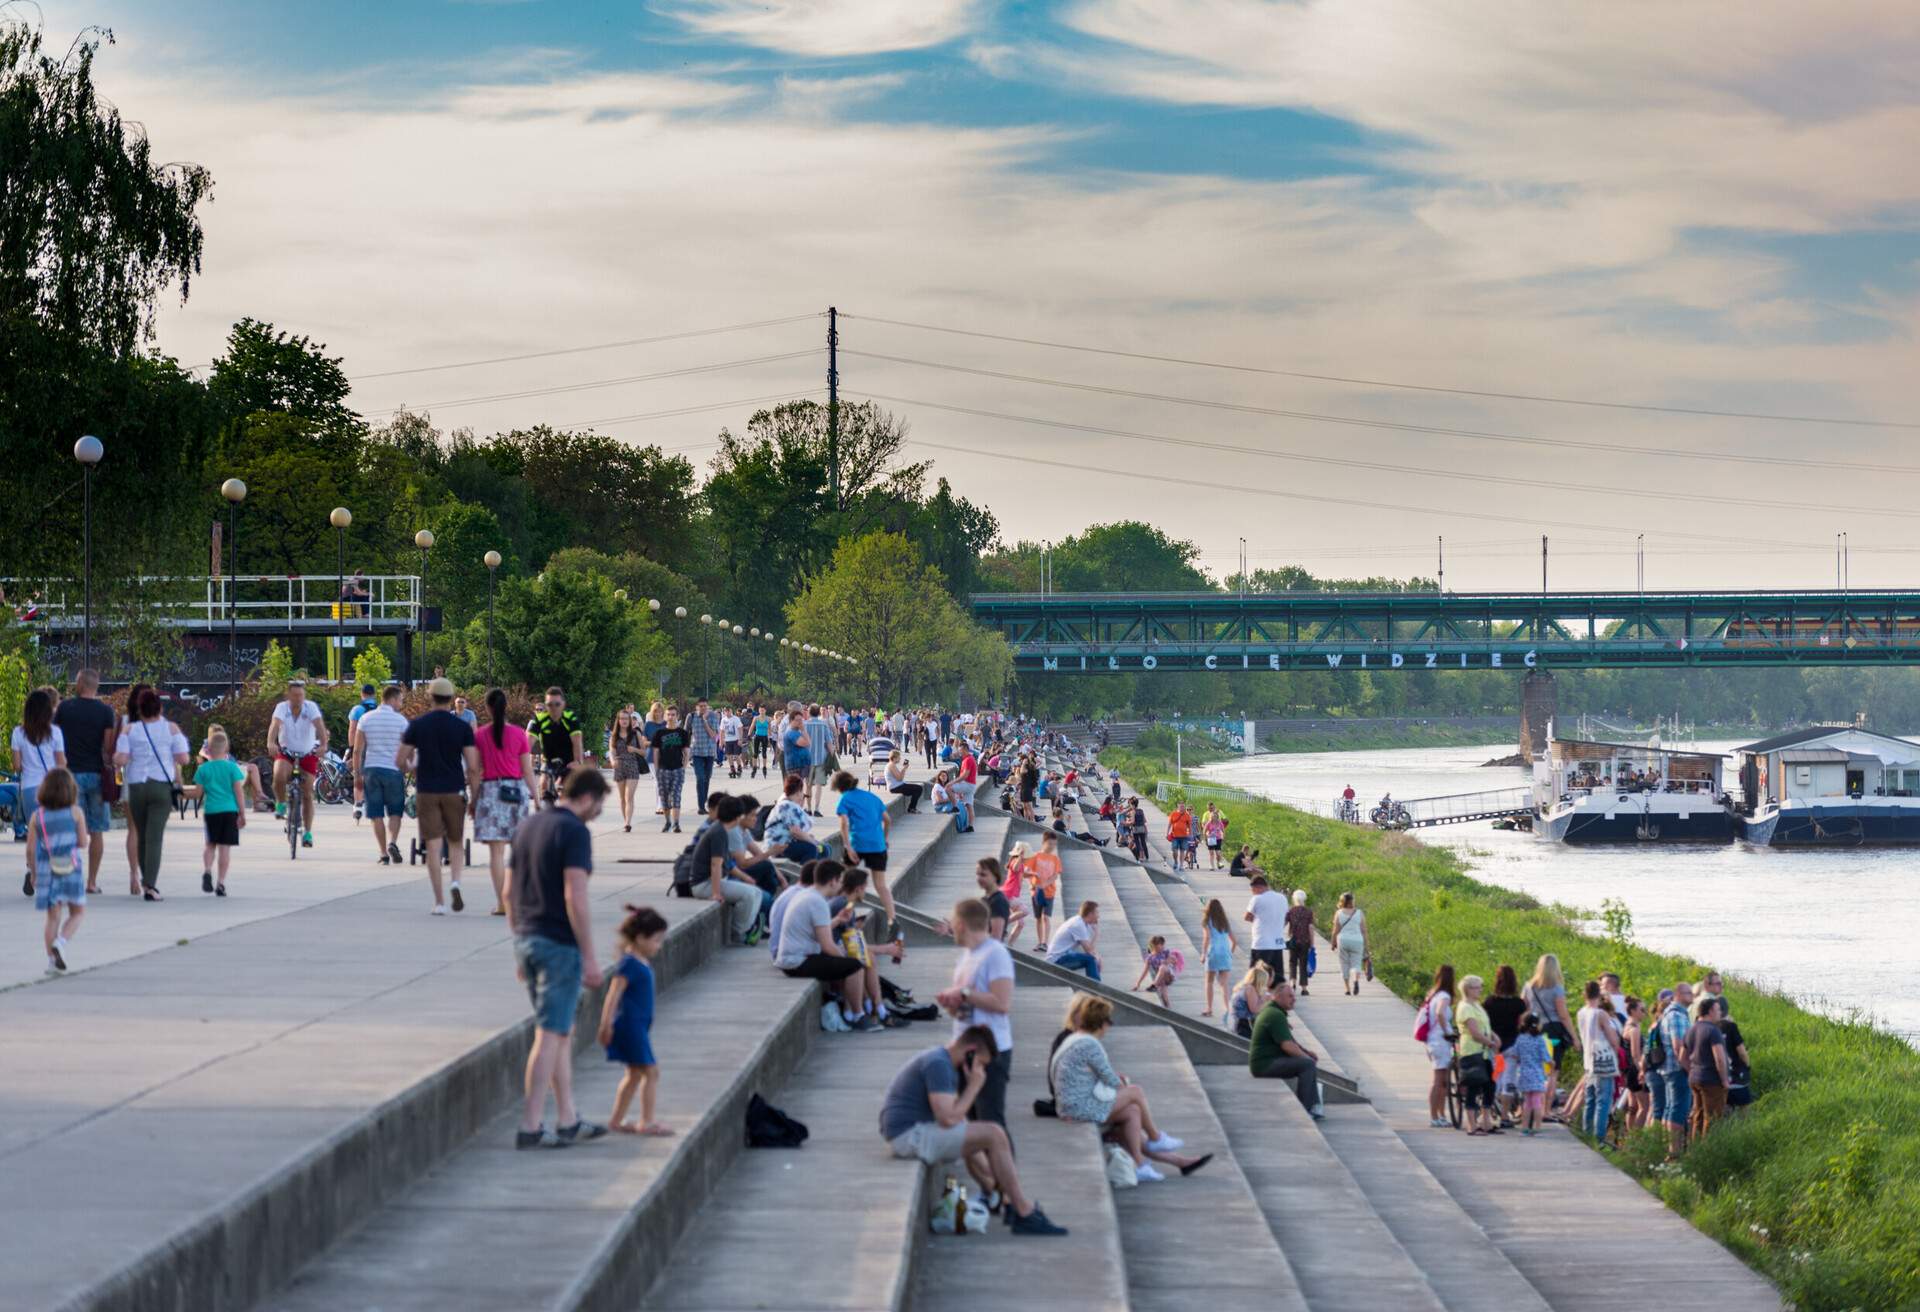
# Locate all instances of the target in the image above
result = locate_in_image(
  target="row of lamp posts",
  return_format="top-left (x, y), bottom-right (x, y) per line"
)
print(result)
top-left (67, 444), bottom-right (856, 702)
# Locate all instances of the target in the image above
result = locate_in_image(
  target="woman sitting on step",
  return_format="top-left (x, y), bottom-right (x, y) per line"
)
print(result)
top-left (1048, 993), bottom-right (1211, 1184)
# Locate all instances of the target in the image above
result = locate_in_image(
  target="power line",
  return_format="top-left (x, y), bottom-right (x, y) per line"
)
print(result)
top-left (841, 312), bottom-right (1918, 430)
top-left (853, 389), bottom-right (1920, 524)
top-left (843, 348), bottom-right (1920, 476)
top-left (359, 350), bottom-right (819, 417)
top-left (562, 388), bottom-right (824, 430)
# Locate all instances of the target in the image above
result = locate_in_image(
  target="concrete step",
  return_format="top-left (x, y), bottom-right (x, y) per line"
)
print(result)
top-left (1197, 1067), bottom-right (1446, 1312)
top-left (267, 941), bottom-right (819, 1312)
top-left (886, 814), bottom-right (1009, 912)
top-left (1314, 1105), bottom-right (1552, 1312)
top-left (637, 951), bottom-right (975, 1312)
top-left (1104, 1028), bottom-right (1308, 1312)
top-left (909, 977), bottom-right (1128, 1312)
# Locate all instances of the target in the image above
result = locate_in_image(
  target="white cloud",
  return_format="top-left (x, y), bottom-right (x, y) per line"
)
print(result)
top-left (49, 11), bottom-right (1920, 590)
top-left (659, 0), bottom-right (983, 56)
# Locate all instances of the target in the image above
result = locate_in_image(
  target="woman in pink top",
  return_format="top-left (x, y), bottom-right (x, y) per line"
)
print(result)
top-left (473, 689), bottom-right (538, 916)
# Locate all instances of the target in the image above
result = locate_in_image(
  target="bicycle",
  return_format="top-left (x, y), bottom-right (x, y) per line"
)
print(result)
top-left (314, 750), bottom-right (353, 806)
top-left (284, 769), bottom-right (304, 861)
top-left (1443, 1036), bottom-right (1465, 1128)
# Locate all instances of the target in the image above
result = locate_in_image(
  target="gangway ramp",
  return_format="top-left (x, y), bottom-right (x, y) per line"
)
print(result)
top-left (1382, 787), bottom-right (1532, 829)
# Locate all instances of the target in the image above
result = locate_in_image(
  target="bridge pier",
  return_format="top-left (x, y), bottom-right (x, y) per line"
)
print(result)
top-left (1519, 669), bottom-right (1556, 760)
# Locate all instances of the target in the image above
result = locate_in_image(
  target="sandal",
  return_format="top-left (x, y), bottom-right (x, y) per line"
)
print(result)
top-left (143, 888), bottom-right (163, 902)
top-left (638, 1123), bottom-right (675, 1137)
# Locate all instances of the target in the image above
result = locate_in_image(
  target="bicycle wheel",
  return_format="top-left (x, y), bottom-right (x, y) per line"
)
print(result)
top-left (287, 778), bottom-right (301, 860)
top-left (1446, 1061), bottom-right (1465, 1128)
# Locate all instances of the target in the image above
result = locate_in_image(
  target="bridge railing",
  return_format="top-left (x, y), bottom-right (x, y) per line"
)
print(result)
top-left (4, 575), bottom-right (423, 628)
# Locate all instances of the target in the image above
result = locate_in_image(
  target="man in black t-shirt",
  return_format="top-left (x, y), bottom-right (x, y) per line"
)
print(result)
top-left (397, 679), bottom-right (480, 914)
top-left (507, 767), bottom-right (609, 1149)
top-left (53, 670), bottom-right (116, 892)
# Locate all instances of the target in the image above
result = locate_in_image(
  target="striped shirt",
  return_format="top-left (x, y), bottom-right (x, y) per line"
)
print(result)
top-left (804, 716), bottom-right (834, 766)
top-left (356, 705), bottom-right (409, 773)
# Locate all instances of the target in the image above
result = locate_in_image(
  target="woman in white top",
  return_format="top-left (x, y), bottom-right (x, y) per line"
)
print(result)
top-left (14, 687), bottom-right (66, 896)
top-left (114, 688), bottom-right (189, 901)
top-left (1332, 892), bottom-right (1370, 996)
top-left (1423, 963), bottom-right (1458, 1128)
top-left (883, 751), bottom-right (922, 814)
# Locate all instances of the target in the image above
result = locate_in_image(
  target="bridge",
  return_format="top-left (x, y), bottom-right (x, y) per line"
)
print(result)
top-left (970, 588), bottom-right (1920, 673)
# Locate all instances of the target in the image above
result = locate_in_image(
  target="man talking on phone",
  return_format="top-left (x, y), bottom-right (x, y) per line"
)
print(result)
top-left (878, 1026), bottom-right (1067, 1236)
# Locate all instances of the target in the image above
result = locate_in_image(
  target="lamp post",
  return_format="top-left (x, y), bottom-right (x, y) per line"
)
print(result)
top-left (221, 478), bottom-right (247, 700)
top-left (673, 604), bottom-right (687, 697)
top-left (483, 550), bottom-right (502, 684)
top-left (415, 529), bottom-right (434, 681)
top-left (329, 507), bottom-right (352, 684)
top-left (700, 614), bottom-right (713, 698)
top-left (73, 436), bottom-right (103, 670)
top-left (749, 627), bottom-right (760, 687)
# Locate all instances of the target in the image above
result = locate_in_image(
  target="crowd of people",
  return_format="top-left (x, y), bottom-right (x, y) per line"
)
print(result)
top-left (1417, 953), bottom-right (1754, 1153)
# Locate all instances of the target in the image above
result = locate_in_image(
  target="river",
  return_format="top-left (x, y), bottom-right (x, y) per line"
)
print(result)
top-left (1198, 741), bottom-right (1920, 1044)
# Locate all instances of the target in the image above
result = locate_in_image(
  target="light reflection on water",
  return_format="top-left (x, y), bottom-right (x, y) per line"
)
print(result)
top-left (1199, 742), bottom-right (1919, 1043)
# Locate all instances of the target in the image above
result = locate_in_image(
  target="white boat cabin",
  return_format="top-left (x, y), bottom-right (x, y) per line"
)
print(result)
top-left (1734, 726), bottom-right (1920, 804)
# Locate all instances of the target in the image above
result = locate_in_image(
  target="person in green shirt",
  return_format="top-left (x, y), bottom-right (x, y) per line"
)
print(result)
top-left (1248, 981), bottom-right (1323, 1117)
top-left (187, 731), bottom-right (249, 897)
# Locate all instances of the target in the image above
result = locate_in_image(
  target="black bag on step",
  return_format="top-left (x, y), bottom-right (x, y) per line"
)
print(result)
top-left (745, 1093), bottom-right (809, 1149)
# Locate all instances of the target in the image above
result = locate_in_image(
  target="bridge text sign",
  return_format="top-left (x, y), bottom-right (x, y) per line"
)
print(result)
top-left (1037, 650), bottom-right (1542, 672)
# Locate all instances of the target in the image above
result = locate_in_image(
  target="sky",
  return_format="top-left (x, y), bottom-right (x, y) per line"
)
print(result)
top-left (29, 0), bottom-right (1920, 592)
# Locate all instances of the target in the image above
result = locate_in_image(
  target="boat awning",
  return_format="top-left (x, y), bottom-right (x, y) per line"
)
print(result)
top-left (1779, 749), bottom-right (1848, 764)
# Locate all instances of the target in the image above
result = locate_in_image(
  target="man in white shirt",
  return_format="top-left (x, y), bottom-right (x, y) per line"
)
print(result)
top-left (352, 684), bottom-right (411, 864)
top-left (1044, 900), bottom-right (1102, 981)
top-left (936, 898), bottom-right (1016, 1145)
top-left (721, 708), bottom-right (744, 779)
top-left (267, 679), bottom-right (329, 848)
top-left (1243, 875), bottom-right (1290, 985)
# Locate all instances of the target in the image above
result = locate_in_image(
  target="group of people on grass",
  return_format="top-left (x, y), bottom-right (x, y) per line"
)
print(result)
top-left (1419, 953), bottom-right (1753, 1153)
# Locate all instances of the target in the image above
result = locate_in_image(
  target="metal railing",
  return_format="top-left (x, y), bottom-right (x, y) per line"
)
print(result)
top-left (3, 575), bottom-right (422, 627)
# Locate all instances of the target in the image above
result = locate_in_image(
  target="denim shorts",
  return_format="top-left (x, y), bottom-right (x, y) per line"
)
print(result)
top-left (514, 934), bottom-right (583, 1035)
top-left (1660, 1068), bottom-right (1692, 1125)
top-left (72, 772), bottom-right (111, 832)
top-left (361, 768), bottom-right (406, 819)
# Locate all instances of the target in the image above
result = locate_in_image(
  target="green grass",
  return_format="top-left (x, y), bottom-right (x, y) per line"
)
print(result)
top-left (1106, 742), bottom-right (1920, 1310)
top-left (1261, 723), bottom-right (1515, 754)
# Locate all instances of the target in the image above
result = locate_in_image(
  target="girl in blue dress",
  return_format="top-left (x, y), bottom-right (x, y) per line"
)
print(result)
top-left (599, 905), bottom-right (671, 1136)
top-left (1200, 899), bottom-right (1238, 1018)
top-left (26, 769), bottom-right (88, 975)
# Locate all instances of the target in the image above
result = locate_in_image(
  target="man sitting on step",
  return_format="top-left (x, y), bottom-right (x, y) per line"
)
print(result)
top-left (1249, 980), bottom-right (1325, 1119)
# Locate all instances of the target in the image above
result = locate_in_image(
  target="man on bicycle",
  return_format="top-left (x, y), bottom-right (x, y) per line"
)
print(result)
top-left (529, 686), bottom-right (586, 806)
top-left (268, 678), bottom-right (329, 849)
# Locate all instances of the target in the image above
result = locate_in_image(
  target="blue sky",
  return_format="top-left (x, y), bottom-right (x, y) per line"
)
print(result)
top-left (37, 0), bottom-right (1920, 587)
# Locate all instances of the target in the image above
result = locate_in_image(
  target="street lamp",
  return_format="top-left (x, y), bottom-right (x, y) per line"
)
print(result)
top-left (483, 549), bottom-right (502, 684)
top-left (330, 507), bottom-right (352, 684)
top-left (221, 478), bottom-right (247, 700)
top-left (73, 436), bottom-right (103, 670)
top-left (699, 614), bottom-right (713, 698)
top-left (648, 597), bottom-right (661, 614)
top-left (415, 528), bottom-right (434, 683)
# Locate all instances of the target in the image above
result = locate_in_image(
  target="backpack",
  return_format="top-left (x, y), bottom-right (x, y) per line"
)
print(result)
top-left (670, 836), bottom-right (701, 895)
top-left (1412, 999), bottom-right (1432, 1044)
top-left (745, 1093), bottom-right (809, 1148)
top-left (752, 804), bottom-right (773, 842)
top-left (1644, 1016), bottom-right (1667, 1072)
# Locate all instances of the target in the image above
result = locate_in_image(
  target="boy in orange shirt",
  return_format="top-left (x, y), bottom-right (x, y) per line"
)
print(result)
top-left (1025, 833), bottom-right (1063, 950)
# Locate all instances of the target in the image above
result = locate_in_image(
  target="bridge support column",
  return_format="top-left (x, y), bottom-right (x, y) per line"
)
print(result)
top-left (1519, 670), bottom-right (1556, 759)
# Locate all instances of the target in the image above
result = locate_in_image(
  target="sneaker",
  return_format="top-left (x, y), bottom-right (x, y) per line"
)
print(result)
top-left (673, 823), bottom-right (682, 834)
top-left (1135, 1162), bottom-right (1166, 1183)
top-left (378, 855), bottom-right (390, 866)
top-left (1309, 1105), bottom-right (1326, 1121)
top-left (388, 841), bottom-right (402, 863)
top-left (515, 1126), bottom-right (549, 1150)
top-left (45, 955), bottom-right (61, 977)
top-left (661, 821), bottom-right (671, 833)
top-left (431, 904), bottom-right (448, 916)
top-left (849, 1012), bottom-right (881, 1033)
top-left (450, 884), bottom-right (465, 913)
top-left (301, 832), bottom-right (313, 848)
top-left (49, 942), bottom-right (66, 972)
top-left (1430, 1117), bottom-right (1451, 1128)
top-left (1145, 1134), bottom-right (1183, 1153)
top-left (216, 883), bottom-right (227, 898)
top-left (202, 872), bottom-right (214, 894)
top-left (554, 1120), bottom-right (608, 1145)
top-left (1009, 1206), bottom-right (1069, 1237)
top-left (274, 802), bottom-right (286, 818)
top-left (742, 924), bottom-right (763, 948)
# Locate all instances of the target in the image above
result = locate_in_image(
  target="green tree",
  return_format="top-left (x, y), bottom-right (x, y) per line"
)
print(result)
top-left (423, 501), bottom-right (513, 629)
top-left (485, 569), bottom-right (661, 729)
top-left (207, 317), bottom-right (354, 429)
top-left (786, 531), bottom-right (1012, 707)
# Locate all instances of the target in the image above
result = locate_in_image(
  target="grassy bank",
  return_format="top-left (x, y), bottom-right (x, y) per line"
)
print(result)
top-left (1262, 723), bottom-right (1514, 754)
top-left (1105, 742), bottom-right (1920, 1310)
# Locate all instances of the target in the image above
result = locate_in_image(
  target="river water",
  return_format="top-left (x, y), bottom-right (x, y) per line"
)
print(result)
top-left (1198, 742), bottom-right (1920, 1043)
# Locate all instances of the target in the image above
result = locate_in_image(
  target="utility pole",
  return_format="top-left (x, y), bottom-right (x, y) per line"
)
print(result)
top-left (827, 306), bottom-right (840, 509)
top-left (1637, 533), bottom-right (1645, 596)
top-left (1437, 535), bottom-right (1444, 594)
top-left (1541, 535), bottom-right (1549, 597)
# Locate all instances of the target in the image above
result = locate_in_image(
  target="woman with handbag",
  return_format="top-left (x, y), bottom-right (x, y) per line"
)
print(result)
top-left (12, 687), bottom-right (66, 897)
top-left (113, 688), bottom-right (188, 901)
top-left (1049, 993), bottom-right (1210, 1184)
top-left (1333, 892), bottom-right (1371, 995)
top-left (607, 707), bottom-right (648, 833)
top-left (474, 689), bottom-right (538, 917)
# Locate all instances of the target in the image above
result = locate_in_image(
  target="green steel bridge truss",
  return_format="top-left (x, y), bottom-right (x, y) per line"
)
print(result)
top-left (970, 590), bottom-right (1920, 673)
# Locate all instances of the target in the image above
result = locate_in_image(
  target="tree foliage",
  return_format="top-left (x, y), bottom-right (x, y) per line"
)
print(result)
top-left (475, 569), bottom-right (667, 729)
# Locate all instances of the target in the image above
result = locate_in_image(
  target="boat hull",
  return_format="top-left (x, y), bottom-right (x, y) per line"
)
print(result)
top-left (1537, 799), bottom-right (1734, 844)
top-left (1746, 801), bottom-right (1920, 847)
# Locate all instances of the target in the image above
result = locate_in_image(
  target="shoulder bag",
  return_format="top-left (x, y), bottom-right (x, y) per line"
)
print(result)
top-left (139, 722), bottom-right (186, 809)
